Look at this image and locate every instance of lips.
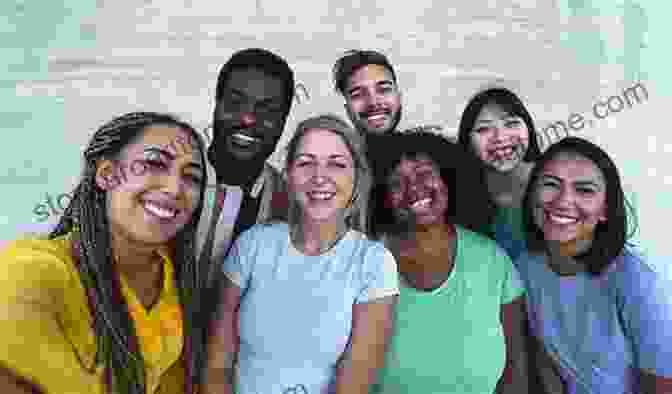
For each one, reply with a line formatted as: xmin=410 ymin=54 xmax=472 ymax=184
xmin=489 ymin=145 xmax=516 ymax=160
xmin=410 ymin=197 xmax=432 ymax=210
xmin=364 ymin=110 xmax=389 ymax=123
xmin=307 ymin=190 xmax=336 ymax=201
xmin=545 ymin=210 xmax=579 ymax=225
xmin=143 ymin=200 xmax=179 ymax=220
xmin=230 ymin=132 xmax=261 ymax=148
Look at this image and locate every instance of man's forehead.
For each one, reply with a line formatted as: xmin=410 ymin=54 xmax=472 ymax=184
xmin=224 ymin=67 xmax=285 ymax=99
xmin=348 ymin=64 xmax=395 ymax=88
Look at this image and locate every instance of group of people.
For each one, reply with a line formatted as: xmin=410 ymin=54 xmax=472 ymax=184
xmin=0 ymin=48 xmax=670 ymax=394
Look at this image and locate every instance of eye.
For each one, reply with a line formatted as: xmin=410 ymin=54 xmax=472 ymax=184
xmin=329 ymin=161 xmax=348 ymax=169
xmin=295 ymin=160 xmax=313 ymax=168
xmin=505 ymin=119 xmax=523 ymax=128
xmin=540 ymin=180 xmax=559 ymax=188
xmin=577 ymin=187 xmax=595 ymax=194
xmin=378 ymin=85 xmax=395 ymax=94
xmin=144 ymin=159 xmax=168 ymax=170
xmin=473 ymin=127 xmax=489 ymax=134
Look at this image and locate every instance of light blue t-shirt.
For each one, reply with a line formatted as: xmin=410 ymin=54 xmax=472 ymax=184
xmin=515 ymin=248 xmax=672 ymax=394
xmin=222 ymin=222 xmax=400 ymax=394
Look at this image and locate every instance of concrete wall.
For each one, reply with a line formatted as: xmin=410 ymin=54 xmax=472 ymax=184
xmin=1 ymin=0 xmax=668 ymax=257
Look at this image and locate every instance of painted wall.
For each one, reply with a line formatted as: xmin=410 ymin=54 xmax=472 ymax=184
xmin=1 ymin=0 xmax=668 ymax=257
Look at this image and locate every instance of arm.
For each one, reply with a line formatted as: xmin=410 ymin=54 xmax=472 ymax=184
xmin=333 ymin=296 xmax=397 ymax=394
xmin=0 ymin=242 xmax=72 ymax=394
xmin=530 ymin=335 xmax=567 ymax=394
xmin=639 ymin=368 xmax=672 ymax=394
xmin=0 ymin=364 xmax=46 ymax=394
xmin=496 ymin=295 xmax=529 ymax=394
xmin=202 ymin=276 xmax=241 ymax=394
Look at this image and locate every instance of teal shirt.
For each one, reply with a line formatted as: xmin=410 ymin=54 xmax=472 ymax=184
xmin=372 ymin=225 xmax=525 ymax=394
xmin=491 ymin=205 xmax=527 ymax=262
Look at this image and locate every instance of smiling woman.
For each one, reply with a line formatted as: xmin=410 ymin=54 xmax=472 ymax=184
xmin=0 ymin=112 xmax=210 ymax=394
xmin=203 ymin=114 xmax=399 ymax=394
xmin=516 ymin=137 xmax=672 ymax=394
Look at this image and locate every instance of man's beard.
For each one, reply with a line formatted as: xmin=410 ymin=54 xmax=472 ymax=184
xmin=357 ymin=107 xmax=402 ymax=135
xmin=207 ymin=129 xmax=279 ymax=187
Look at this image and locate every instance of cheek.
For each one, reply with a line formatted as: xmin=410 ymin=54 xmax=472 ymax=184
xmin=349 ymin=99 xmax=366 ymax=115
xmin=387 ymin=95 xmax=401 ymax=111
xmin=470 ymin=134 xmax=488 ymax=157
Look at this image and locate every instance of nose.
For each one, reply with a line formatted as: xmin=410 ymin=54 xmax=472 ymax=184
xmin=310 ymin=163 xmax=330 ymax=185
xmin=553 ymin=185 xmax=575 ymax=208
xmin=240 ymin=112 xmax=257 ymax=128
xmin=161 ymin=173 xmax=183 ymax=196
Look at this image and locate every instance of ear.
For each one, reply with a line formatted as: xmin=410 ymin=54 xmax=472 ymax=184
xmin=95 ymin=159 xmax=121 ymax=191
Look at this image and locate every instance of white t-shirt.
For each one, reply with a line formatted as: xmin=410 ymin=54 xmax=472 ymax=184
xmin=222 ymin=222 xmax=399 ymax=394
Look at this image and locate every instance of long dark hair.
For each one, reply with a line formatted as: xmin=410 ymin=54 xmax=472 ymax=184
xmin=521 ymin=137 xmax=638 ymax=275
xmin=50 ymin=112 xmax=208 ymax=394
xmin=457 ymin=87 xmax=541 ymax=162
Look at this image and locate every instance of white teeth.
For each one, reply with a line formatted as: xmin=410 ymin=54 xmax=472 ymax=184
xmin=309 ymin=191 xmax=335 ymax=200
xmin=367 ymin=114 xmax=386 ymax=120
xmin=144 ymin=202 xmax=177 ymax=219
xmin=548 ymin=213 xmax=578 ymax=224
xmin=411 ymin=198 xmax=432 ymax=209
xmin=231 ymin=133 xmax=260 ymax=146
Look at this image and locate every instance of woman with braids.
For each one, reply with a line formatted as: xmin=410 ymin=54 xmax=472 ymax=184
xmin=0 ymin=112 xmax=209 ymax=394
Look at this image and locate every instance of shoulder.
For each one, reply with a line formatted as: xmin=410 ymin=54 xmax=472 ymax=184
xmin=608 ymin=247 xmax=671 ymax=300
xmin=0 ymin=235 xmax=74 ymax=300
xmin=346 ymin=231 xmax=397 ymax=270
xmin=236 ymin=222 xmax=289 ymax=245
xmin=457 ymin=225 xmax=510 ymax=262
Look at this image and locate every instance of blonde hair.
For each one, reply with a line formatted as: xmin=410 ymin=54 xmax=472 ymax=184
xmin=283 ymin=114 xmax=372 ymax=233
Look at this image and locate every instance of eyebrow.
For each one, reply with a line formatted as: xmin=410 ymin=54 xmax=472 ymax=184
xmin=347 ymin=79 xmax=395 ymax=95
xmin=540 ymin=174 xmax=602 ymax=188
xmin=295 ymin=153 xmax=352 ymax=161
xmin=474 ymin=114 xmax=520 ymax=125
xmin=228 ymin=87 xmax=282 ymax=103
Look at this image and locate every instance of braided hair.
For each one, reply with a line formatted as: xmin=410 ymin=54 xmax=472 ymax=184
xmin=50 ymin=112 xmax=209 ymax=394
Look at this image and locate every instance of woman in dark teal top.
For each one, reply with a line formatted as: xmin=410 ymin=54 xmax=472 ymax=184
xmin=457 ymin=87 xmax=542 ymax=262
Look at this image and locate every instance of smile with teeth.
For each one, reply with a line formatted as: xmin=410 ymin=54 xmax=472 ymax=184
xmin=308 ymin=191 xmax=336 ymax=201
xmin=366 ymin=112 xmax=387 ymax=121
xmin=144 ymin=201 xmax=178 ymax=219
xmin=547 ymin=211 xmax=579 ymax=225
xmin=410 ymin=197 xmax=432 ymax=210
xmin=231 ymin=133 xmax=261 ymax=147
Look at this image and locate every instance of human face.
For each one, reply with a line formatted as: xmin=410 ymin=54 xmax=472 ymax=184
xmin=385 ymin=155 xmax=449 ymax=227
xmin=532 ymin=152 xmax=607 ymax=252
xmin=470 ymin=103 xmax=530 ymax=172
xmin=344 ymin=64 xmax=401 ymax=135
xmin=212 ymin=67 xmax=287 ymax=161
xmin=287 ymin=129 xmax=355 ymax=225
xmin=99 ymin=125 xmax=205 ymax=245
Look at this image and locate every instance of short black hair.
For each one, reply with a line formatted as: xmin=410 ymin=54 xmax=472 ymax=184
xmin=367 ymin=131 xmax=496 ymax=237
xmin=457 ymin=87 xmax=541 ymax=162
xmin=521 ymin=136 xmax=638 ymax=276
xmin=332 ymin=49 xmax=398 ymax=96
xmin=214 ymin=48 xmax=296 ymax=113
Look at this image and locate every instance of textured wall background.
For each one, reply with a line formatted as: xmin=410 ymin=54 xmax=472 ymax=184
xmin=1 ymin=0 xmax=669 ymax=256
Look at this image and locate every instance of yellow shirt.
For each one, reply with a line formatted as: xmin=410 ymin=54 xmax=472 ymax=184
xmin=0 ymin=233 xmax=187 ymax=394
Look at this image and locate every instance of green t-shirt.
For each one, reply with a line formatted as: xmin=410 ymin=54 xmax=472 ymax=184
xmin=372 ymin=226 xmax=525 ymax=394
